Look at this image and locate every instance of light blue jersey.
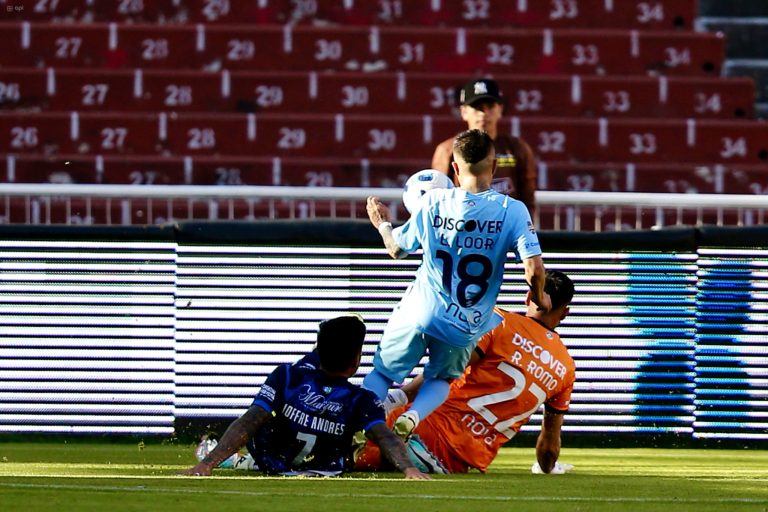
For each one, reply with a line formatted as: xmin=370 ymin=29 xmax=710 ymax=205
xmin=392 ymin=187 xmax=541 ymax=348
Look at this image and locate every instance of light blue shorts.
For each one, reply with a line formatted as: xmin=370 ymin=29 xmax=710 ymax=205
xmin=372 ymin=321 xmax=476 ymax=383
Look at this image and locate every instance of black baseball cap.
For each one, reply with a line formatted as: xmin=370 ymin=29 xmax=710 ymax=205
xmin=458 ymin=78 xmax=503 ymax=106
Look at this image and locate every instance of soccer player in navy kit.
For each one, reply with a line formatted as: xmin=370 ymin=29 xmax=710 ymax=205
xmin=364 ymin=129 xmax=550 ymax=439
xmin=181 ymin=315 xmax=429 ymax=479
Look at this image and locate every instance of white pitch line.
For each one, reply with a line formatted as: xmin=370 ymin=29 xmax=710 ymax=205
xmin=0 ymin=482 xmax=765 ymax=504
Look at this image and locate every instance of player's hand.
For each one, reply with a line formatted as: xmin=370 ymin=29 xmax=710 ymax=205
xmin=403 ymin=467 xmax=432 ymax=480
xmin=179 ymin=462 xmax=214 ymax=476
xmin=366 ymin=196 xmax=392 ymax=227
xmin=531 ymin=461 xmax=574 ymax=475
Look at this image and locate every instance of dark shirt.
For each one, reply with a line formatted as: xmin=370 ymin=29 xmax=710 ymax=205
xmin=248 ymin=361 xmax=385 ymax=474
xmin=431 ymin=133 xmax=537 ymax=215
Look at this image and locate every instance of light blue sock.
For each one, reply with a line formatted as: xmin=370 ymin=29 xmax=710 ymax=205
xmin=362 ymin=369 xmax=393 ymax=400
xmin=410 ymin=379 xmax=450 ymax=419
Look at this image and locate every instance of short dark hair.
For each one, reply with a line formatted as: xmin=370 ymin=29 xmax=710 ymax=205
xmin=545 ymin=270 xmax=575 ymax=311
xmin=453 ymin=129 xmax=494 ymax=165
xmin=316 ymin=315 xmax=367 ymax=373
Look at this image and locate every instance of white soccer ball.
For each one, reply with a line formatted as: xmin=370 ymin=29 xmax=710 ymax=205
xmin=402 ymin=169 xmax=454 ymax=214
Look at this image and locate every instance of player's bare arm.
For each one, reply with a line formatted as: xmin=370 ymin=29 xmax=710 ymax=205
xmin=535 ymin=407 xmax=565 ymax=473
xmin=524 ymin=255 xmax=551 ymax=312
xmin=180 ymin=405 xmax=271 ymax=476
xmin=431 ymin=140 xmax=452 ymax=175
xmin=367 ymin=196 xmax=407 ymax=259
xmin=366 ymin=422 xmax=431 ymax=480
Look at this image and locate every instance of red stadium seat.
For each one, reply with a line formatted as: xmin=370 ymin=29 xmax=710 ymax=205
xmin=4 ymin=68 xmax=755 ymax=120
xmin=116 ymin=24 xmax=201 ymax=69
xmin=474 ymin=0 xmax=697 ymax=31
xmin=16 ymin=22 xmax=113 ymax=68
xmin=3 ymin=154 xmax=99 ymax=183
xmin=164 ymin=113 xmax=432 ymax=159
xmin=190 ymin=156 xmax=424 ymax=187
xmin=49 ymin=68 xmax=136 ymax=111
xmin=312 ymin=72 xmax=405 ymax=114
xmin=577 ymin=76 xmax=660 ymax=118
xmin=338 ymin=114 xmax=447 ymax=159
xmin=664 ymin=77 xmax=755 ymax=119
xmin=90 ymin=0 xmax=179 ymax=23
xmin=461 ymin=28 xmax=549 ymax=74
xmin=182 ymin=0 xmax=284 ymax=24
xmin=3 ymin=112 xmax=765 ymax=165
xmin=200 ymin=25 xmax=286 ymax=70
xmin=1 ymin=154 xmax=192 ymax=185
xmin=539 ymin=162 xmax=722 ymax=193
xmin=200 ymin=25 xmax=375 ymax=72
xmin=226 ymin=71 xmax=314 ymax=113
xmin=544 ymin=29 xmax=723 ymax=76
xmin=720 ymin=164 xmax=768 ymax=194
xmin=516 ymin=117 xmax=768 ymax=164
xmin=140 ymin=70 xmax=225 ymax=112
xmin=0 ymin=68 xmax=48 ymax=110
xmin=189 ymin=156 xmax=279 ymax=186
xmin=75 ymin=112 xmax=158 ymax=155
xmin=0 ymin=112 xmax=73 ymax=154
xmin=1 ymin=23 xmax=726 ymax=77
xmin=694 ymin=120 xmax=768 ymax=165
xmin=515 ymin=116 xmax=599 ymax=162
xmin=97 ymin=156 xmax=192 ymax=185
xmin=638 ymin=31 xmax=725 ymax=75
xmin=595 ymin=118 xmax=696 ymax=162
xmin=7 ymin=0 xmax=699 ymax=31
xmin=0 ymin=23 xmax=31 ymax=67
xmin=374 ymin=26 xmax=464 ymax=73
xmin=162 ymin=113 xmax=253 ymax=156
xmin=576 ymin=75 xmax=755 ymax=119
xmin=280 ymin=25 xmax=373 ymax=72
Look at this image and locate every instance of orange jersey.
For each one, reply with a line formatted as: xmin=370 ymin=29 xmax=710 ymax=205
xmin=415 ymin=308 xmax=575 ymax=473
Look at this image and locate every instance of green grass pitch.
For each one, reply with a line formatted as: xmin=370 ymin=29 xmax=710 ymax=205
xmin=0 ymin=443 xmax=766 ymax=512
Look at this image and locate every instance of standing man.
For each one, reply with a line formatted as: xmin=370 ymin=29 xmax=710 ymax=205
xmin=181 ymin=315 xmax=429 ymax=480
xmin=364 ymin=129 xmax=550 ymax=440
xmin=431 ymin=78 xmax=538 ymax=218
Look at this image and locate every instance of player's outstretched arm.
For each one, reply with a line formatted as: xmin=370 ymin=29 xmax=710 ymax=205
xmin=535 ymin=407 xmax=566 ymax=474
xmin=366 ymin=422 xmax=431 ymax=480
xmin=524 ymin=255 xmax=551 ymax=312
xmin=180 ymin=405 xmax=271 ymax=476
xmin=367 ymin=196 xmax=407 ymax=259
xmin=431 ymin=140 xmax=452 ymax=176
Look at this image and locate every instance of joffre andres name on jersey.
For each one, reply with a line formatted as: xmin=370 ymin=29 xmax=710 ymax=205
xmin=433 ymin=215 xmax=502 ymax=250
xmin=282 ymin=403 xmax=346 ymax=435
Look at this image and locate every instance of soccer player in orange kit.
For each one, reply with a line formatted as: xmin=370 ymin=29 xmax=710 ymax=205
xmin=355 ymin=270 xmax=575 ymax=475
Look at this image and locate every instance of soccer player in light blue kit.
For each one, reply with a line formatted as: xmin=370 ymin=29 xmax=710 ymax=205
xmin=364 ymin=129 xmax=551 ymax=438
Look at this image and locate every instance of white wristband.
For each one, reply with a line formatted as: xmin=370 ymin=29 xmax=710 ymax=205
xmin=378 ymin=222 xmax=393 ymax=235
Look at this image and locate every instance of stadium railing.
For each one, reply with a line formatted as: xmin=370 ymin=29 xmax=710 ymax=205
xmin=0 ymin=183 xmax=765 ymax=231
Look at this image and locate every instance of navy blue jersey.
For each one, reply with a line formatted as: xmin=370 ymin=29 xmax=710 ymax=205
xmin=247 ymin=362 xmax=385 ymax=474
xmin=294 ymin=350 xmax=320 ymax=371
